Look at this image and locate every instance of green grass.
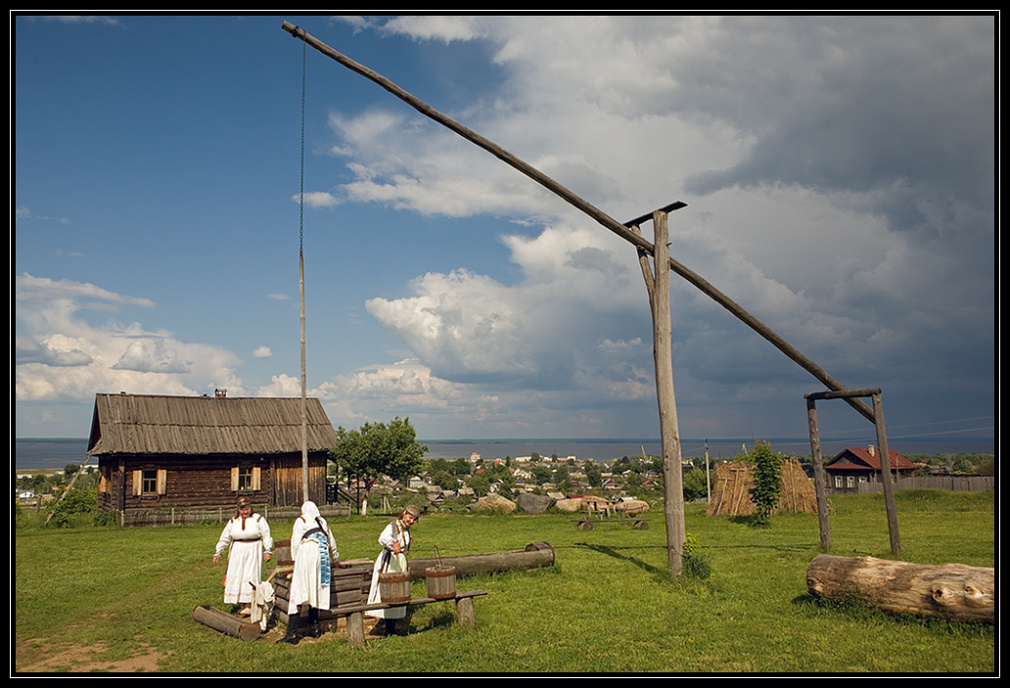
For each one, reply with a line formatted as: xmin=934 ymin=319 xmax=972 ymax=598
xmin=14 ymin=490 xmax=995 ymax=674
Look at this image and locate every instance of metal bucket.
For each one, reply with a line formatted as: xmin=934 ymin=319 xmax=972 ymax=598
xmin=425 ymin=566 xmax=456 ymax=599
xmin=378 ymin=571 xmax=411 ymax=604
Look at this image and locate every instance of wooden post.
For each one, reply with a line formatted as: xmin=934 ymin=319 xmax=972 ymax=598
xmin=804 ymin=388 xmax=900 ymax=557
xmin=456 ymin=596 xmax=476 ymax=629
xmin=872 ymin=391 xmax=900 ymax=556
xmin=346 ymin=611 xmax=366 ymax=647
xmin=805 ymin=397 xmax=831 ymax=550
xmin=632 ymin=209 xmax=685 ymax=576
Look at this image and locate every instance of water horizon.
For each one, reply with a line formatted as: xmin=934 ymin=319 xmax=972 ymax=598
xmin=14 ymin=435 xmax=996 ymax=471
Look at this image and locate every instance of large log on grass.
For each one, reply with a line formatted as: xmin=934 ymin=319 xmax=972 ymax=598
xmin=192 ymin=605 xmax=262 ymax=640
xmin=806 ymin=554 xmax=994 ymax=623
xmin=406 ymin=542 xmax=555 ymax=580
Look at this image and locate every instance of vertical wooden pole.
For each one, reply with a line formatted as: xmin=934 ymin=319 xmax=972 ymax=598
xmin=805 ymin=397 xmax=831 ymax=550
xmin=634 ymin=210 xmax=685 ymax=576
xmin=805 ymin=388 xmax=900 ymax=557
xmin=872 ymin=391 xmax=901 ymax=556
xmin=298 ymin=41 xmax=310 ymax=504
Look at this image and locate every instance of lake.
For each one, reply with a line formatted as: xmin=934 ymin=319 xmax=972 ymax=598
xmin=14 ymin=435 xmax=994 ymax=471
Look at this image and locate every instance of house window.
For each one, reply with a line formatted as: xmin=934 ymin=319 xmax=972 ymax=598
xmin=846 ymin=476 xmax=855 ymax=489
xmin=132 ymin=469 xmax=167 ymax=496
xmin=231 ymin=466 xmax=262 ymax=492
xmin=834 ymin=475 xmax=843 ymax=489
xmin=237 ymin=467 xmax=254 ymax=491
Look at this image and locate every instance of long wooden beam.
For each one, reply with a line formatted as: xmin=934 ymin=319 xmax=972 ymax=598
xmin=281 ymin=21 xmax=873 ymax=422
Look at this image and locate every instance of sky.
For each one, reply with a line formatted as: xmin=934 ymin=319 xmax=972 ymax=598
xmin=13 ymin=12 xmax=997 ymax=451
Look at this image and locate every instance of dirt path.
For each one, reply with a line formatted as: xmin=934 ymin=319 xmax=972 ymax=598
xmin=16 ymin=638 xmax=167 ymax=673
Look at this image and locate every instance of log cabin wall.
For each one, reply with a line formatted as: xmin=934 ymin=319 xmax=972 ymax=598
xmin=88 ymin=393 xmax=337 ymax=513
xmin=96 ymin=451 xmax=328 ymax=511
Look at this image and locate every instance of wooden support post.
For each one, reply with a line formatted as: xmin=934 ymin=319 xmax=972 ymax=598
xmin=632 ymin=208 xmax=685 ymax=576
xmin=805 ymin=397 xmax=831 ymax=550
xmin=872 ymin=391 xmax=901 ymax=557
xmin=456 ymin=596 xmax=476 ymax=629
xmin=346 ymin=611 xmax=366 ymax=647
xmin=804 ymin=387 xmax=900 ymax=557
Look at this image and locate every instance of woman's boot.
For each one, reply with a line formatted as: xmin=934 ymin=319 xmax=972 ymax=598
xmin=277 ymin=612 xmax=301 ymax=644
xmin=307 ymin=607 xmax=322 ymax=638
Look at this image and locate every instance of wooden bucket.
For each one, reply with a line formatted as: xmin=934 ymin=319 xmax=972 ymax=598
xmin=425 ymin=566 xmax=456 ymax=599
xmin=378 ymin=571 xmax=411 ymax=604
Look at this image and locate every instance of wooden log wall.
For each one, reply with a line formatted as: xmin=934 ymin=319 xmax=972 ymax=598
xmin=271 ymin=556 xmax=376 ymax=626
xmin=96 ymin=452 xmax=327 ymax=512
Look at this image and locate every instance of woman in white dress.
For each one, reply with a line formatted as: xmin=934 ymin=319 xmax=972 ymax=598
xmin=213 ymin=496 xmax=273 ymax=613
xmin=278 ymin=501 xmax=338 ymax=644
xmin=366 ymin=505 xmax=420 ymax=635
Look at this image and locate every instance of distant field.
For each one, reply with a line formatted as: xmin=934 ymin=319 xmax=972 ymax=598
xmin=14 ymin=490 xmax=995 ymax=675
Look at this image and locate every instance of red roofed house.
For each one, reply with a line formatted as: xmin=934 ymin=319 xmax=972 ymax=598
xmin=823 ymin=445 xmax=918 ymax=494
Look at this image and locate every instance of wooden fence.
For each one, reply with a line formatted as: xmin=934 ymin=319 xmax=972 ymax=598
xmin=858 ymin=475 xmax=995 ymax=494
xmin=118 ymin=503 xmax=351 ymax=527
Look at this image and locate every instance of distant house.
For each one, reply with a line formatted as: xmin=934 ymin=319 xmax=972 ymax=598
xmin=87 ymin=392 xmax=338 ymax=513
xmin=823 ymin=445 xmax=918 ymax=494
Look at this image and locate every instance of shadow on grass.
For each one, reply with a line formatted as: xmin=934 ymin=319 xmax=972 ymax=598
xmin=574 ymin=542 xmax=667 ymax=577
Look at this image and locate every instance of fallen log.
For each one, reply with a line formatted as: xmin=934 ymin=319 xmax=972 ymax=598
xmin=192 ymin=605 xmax=262 ymax=640
xmin=406 ymin=542 xmax=555 ymax=580
xmin=806 ymin=554 xmax=994 ymax=623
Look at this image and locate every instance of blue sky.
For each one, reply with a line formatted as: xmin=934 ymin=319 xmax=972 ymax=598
xmin=14 ymin=13 xmax=996 ymax=449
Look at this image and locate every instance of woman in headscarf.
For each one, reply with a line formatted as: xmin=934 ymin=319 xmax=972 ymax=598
xmin=365 ymin=504 xmax=420 ymax=635
xmin=213 ymin=496 xmax=273 ymax=614
xmin=278 ymin=501 xmax=338 ymax=644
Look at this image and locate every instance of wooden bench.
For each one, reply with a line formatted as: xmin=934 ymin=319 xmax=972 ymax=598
xmin=270 ymin=541 xmax=487 ymax=646
xmin=574 ymin=517 xmax=650 ymax=530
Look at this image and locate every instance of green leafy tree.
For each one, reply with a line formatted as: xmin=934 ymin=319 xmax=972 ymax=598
xmin=682 ymin=469 xmax=709 ymax=502
xmin=748 ymin=441 xmax=784 ymax=525
xmin=468 ymin=473 xmax=491 ymax=497
xmin=330 ymin=417 xmax=427 ymax=503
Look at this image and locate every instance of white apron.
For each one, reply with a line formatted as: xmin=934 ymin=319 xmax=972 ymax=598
xmin=287 ymin=502 xmax=338 ymax=615
xmin=366 ymin=519 xmax=412 ymax=619
xmin=215 ymin=513 xmax=273 ymax=604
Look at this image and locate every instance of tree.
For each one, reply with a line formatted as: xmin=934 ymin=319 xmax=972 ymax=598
xmin=748 ymin=442 xmax=785 ymax=525
xmin=682 ymin=469 xmax=708 ymax=502
xmin=330 ymin=417 xmax=427 ymax=507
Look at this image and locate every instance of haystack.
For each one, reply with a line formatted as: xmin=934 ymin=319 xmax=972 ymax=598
xmin=706 ymin=457 xmax=818 ymax=516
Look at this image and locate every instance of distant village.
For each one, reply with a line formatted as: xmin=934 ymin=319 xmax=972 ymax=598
xmin=15 ymin=393 xmax=994 ymax=518
xmin=342 ymin=451 xmax=678 ymax=511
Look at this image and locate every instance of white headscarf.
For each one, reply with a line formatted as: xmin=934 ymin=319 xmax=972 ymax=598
xmin=301 ymin=501 xmax=320 ymax=521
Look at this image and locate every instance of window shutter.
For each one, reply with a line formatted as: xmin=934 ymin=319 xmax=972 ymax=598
xmin=156 ymin=469 xmax=167 ymax=495
xmin=252 ymin=466 xmax=261 ymax=491
xmin=132 ymin=470 xmax=143 ymax=496
xmin=231 ymin=467 xmax=239 ymax=491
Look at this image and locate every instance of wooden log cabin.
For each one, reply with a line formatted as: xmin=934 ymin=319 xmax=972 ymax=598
xmin=88 ymin=392 xmax=338 ymax=514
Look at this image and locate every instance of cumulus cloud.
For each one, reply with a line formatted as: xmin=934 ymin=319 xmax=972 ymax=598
xmin=311 ymin=15 xmax=993 ymax=437
xmin=15 ymin=273 xmax=242 ymax=401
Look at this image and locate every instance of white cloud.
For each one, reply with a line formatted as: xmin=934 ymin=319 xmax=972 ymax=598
xmin=251 ymin=346 xmax=273 ymax=359
xmin=309 ymin=15 xmax=993 ymax=438
xmin=15 ymin=273 xmax=243 ymax=402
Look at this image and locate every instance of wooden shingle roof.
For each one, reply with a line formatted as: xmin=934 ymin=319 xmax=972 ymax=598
xmin=87 ymin=393 xmax=338 ymax=456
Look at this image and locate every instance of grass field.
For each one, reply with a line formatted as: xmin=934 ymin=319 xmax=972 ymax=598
xmin=14 ymin=490 xmax=996 ymax=675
